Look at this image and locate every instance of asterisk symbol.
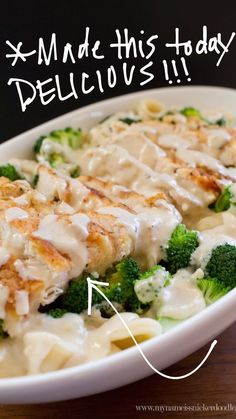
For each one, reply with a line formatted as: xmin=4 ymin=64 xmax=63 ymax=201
xmin=6 ymin=40 xmax=36 ymax=66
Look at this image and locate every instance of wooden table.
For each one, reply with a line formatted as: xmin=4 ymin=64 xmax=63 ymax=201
xmin=0 ymin=322 xmax=236 ymax=418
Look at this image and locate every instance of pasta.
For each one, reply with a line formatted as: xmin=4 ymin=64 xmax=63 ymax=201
xmin=0 ymin=100 xmax=236 ymax=377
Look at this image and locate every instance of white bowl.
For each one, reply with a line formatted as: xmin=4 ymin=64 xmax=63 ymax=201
xmin=0 ymin=86 xmax=236 ymax=404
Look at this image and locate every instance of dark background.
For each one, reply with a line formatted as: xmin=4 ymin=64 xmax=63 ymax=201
xmin=0 ymin=0 xmax=235 ymax=142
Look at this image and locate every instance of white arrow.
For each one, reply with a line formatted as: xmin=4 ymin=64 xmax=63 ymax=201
xmin=87 ymin=278 xmax=109 ymax=316
xmin=87 ymin=276 xmax=217 ymax=380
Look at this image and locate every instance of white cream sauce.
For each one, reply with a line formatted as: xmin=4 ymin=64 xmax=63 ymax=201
xmin=0 ymin=312 xmax=161 ymax=377
xmin=32 ymin=213 xmax=89 ymax=277
xmin=67 ymin=178 xmax=90 ymax=210
xmin=176 ymin=149 xmax=232 ymax=179
xmin=0 ymin=222 xmax=26 ymax=258
xmin=0 ymin=247 xmax=10 ymax=267
xmin=157 ymin=269 xmax=206 ymax=320
xmin=158 ymin=134 xmax=192 ymax=149
xmin=56 ymin=202 xmax=75 ymax=215
xmin=205 ymin=128 xmax=231 ymax=149
xmin=12 ymin=195 xmax=29 ymax=206
xmin=135 ymin=268 xmax=168 ymax=303
xmin=36 ymin=166 xmax=68 ymax=201
xmin=0 ymin=313 xmax=87 ymax=377
xmin=15 ymin=290 xmax=29 ymax=316
xmin=14 ymin=259 xmax=36 ymax=281
xmin=5 ymin=207 xmax=28 ymax=222
xmin=191 ymin=213 xmax=236 ymax=269
xmin=110 ymin=132 xmax=166 ymax=170
xmin=0 ymin=285 xmax=9 ymax=319
xmin=1 ymin=103 xmax=236 ymax=378
xmin=97 ymin=202 xmax=180 ymax=267
xmin=79 ymin=144 xmax=202 ymax=208
xmin=40 ymin=139 xmax=79 ymax=163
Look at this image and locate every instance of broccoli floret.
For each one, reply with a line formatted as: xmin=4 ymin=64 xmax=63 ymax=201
xmin=49 ymin=153 xmax=66 ymax=169
xmin=197 ymin=278 xmax=230 ymax=305
xmin=141 ymin=264 xmax=168 ymax=281
xmin=107 ymin=257 xmax=140 ymax=287
xmin=34 ymin=136 xmax=45 ymax=154
xmin=47 ymin=308 xmax=68 ymax=318
xmin=0 ymin=319 xmax=8 ymax=339
xmin=50 ymin=127 xmax=82 ymax=150
xmin=70 ymin=166 xmax=80 ymax=178
xmin=180 ymin=108 xmax=227 ymax=127
xmin=215 ymin=117 xmax=226 ymax=126
xmin=32 ymin=174 xmax=39 ymax=188
xmin=48 ymin=155 xmax=80 ymax=177
xmin=119 ymin=117 xmax=141 ymax=125
xmin=34 ymin=128 xmax=82 ymax=176
xmin=134 ymin=265 xmax=170 ymax=304
xmin=209 ymin=185 xmax=233 ymax=212
xmin=0 ymin=164 xmax=23 ymax=181
xmin=165 ymin=224 xmax=199 ymax=274
xmin=34 ymin=128 xmax=82 ymax=155
xmin=105 ymin=258 xmax=140 ymax=306
xmin=43 ymin=259 xmax=163 ymax=318
xmin=180 ymin=107 xmax=201 ymax=118
xmin=104 ymin=257 xmax=148 ymax=314
xmin=43 ymin=260 xmax=143 ymax=317
xmin=62 ymin=274 xmax=103 ymax=314
xmin=129 ymin=295 xmax=149 ymax=314
xmin=204 ymin=244 xmax=236 ymax=289
xmin=41 ymin=259 xmax=146 ymax=317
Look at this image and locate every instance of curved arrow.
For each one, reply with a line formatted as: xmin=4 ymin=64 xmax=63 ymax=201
xmin=87 ymin=276 xmax=217 ymax=380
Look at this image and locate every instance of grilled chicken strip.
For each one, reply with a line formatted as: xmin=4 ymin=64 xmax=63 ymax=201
xmin=79 ymin=123 xmax=236 ymax=216
xmin=35 ymin=165 xmax=181 ymax=267
xmin=0 ymin=177 xmax=133 ymax=328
